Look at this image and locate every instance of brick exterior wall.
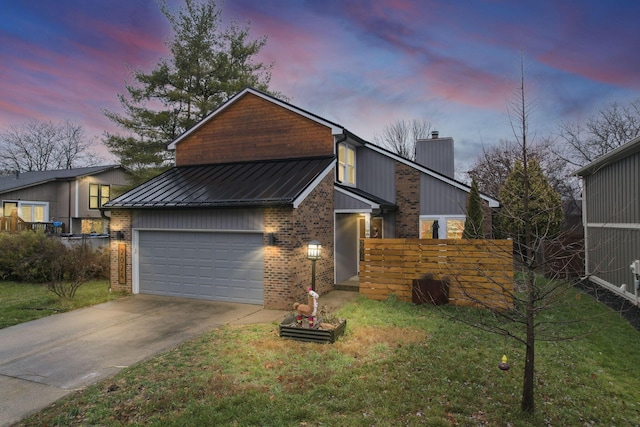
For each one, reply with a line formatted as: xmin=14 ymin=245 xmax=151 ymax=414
xmin=176 ymin=93 xmax=334 ymax=166
xmin=395 ymin=161 xmax=420 ymax=238
xmin=263 ymin=172 xmax=335 ymax=309
xmin=107 ymin=173 xmax=335 ymax=310
xmin=108 ymin=210 xmax=132 ymax=294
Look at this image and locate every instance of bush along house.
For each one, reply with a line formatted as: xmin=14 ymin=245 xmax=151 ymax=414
xmin=102 ymin=88 xmax=499 ymax=309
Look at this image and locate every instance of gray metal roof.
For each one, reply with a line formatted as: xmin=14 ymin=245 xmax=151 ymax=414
xmin=0 ymin=165 xmax=123 ymax=194
xmin=103 ymin=156 xmax=335 ymax=209
xmin=335 ymin=183 xmax=397 ymax=210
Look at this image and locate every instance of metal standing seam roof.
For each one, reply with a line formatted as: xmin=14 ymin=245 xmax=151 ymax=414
xmin=103 ymin=156 xmax=335 ymax=209
xmin=334 ymin=183 xmax=397 ymax=210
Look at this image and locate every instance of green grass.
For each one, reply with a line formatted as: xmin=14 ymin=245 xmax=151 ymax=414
xmin=14 ymin=288 xmax=640 ymax=426
xmin=0 ymin=280 xmax=124 ymax=329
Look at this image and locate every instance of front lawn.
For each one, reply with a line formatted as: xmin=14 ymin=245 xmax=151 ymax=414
xmin=16 ymin=287 xmax=640 ymax=426
xmin=0 ymin=280 xmax=124 ymax=329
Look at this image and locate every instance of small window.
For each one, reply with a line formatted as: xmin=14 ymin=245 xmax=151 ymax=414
xmin=337 ymin=142 xmax=356 ymax=186
xmin=2 ymin=202 xmax=17 ymax=217
xmin=445 ymin=218 xmax=465 ymax=239
xmin=420 ymin=216 xmax=466 ymax=239
xmin=89 ymin=184 xmax=111 ymax=209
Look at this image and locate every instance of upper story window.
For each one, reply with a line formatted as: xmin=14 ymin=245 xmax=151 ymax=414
xmin=337 ymin=142 xmax=356 ymax=186
xmin=89 ymin=184 xmax=110 ymax=209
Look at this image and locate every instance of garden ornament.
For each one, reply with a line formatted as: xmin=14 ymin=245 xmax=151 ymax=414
xmin=293 ymin=287 xmax=319 ymax=328
xmin=498 ymin=354 xmax=510 ymax=371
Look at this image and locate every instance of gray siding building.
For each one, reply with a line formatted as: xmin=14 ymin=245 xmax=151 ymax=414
xmin=576 ymin=136 xmax=640 ymax=304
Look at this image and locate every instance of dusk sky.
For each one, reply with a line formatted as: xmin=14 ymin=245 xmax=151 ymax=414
xmin=2 ymin=0 xmax=640 ymax=172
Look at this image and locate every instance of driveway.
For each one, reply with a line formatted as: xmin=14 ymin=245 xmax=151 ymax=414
xmin=0 ymin=294 xmax=287 ymax=426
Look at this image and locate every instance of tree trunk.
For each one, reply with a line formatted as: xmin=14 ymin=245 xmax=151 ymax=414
xmin=521 ymin=272 xmax=536 ymax=413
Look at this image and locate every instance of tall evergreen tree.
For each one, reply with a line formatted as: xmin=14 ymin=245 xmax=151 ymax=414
xmin=462 ymin=179 xmax=484 ymax=239
xmin=103 ymin=0 xmax=278 ymax=182
xmin=496 ymin=158 xmax=564 ymax=248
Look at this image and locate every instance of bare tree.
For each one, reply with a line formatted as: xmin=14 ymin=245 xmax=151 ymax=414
xmin=451 ymin=56 xmax=587 ymax=415
xmin=550 ymin=98 xmax=640 ymax=169
xmin=373 ymin=119 xmax=432 ymax=160
xmin=468 ymin=138 xmax=579 ymax=204
xmin=0 ymin=120 xmax=100 ymax=172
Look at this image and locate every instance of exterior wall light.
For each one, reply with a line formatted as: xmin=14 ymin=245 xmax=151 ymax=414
xmin=114 ymin=230 xmax=125 ymax=241
xmin=307 ymin=240 xmax=322 ymax=291
xmin=268 ymin=232 xmax=276 ymax=246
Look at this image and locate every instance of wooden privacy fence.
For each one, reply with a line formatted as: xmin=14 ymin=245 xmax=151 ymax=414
xmin=360 ymin=239 xmax=514 ymax=310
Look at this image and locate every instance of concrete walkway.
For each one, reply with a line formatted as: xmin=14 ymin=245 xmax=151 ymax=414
xmin=0 ymin=291 xmax=358 ymax=426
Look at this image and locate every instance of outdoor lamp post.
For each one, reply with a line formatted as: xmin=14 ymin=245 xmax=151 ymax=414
xmin=307 ymin=240 xmax=322 ymax=291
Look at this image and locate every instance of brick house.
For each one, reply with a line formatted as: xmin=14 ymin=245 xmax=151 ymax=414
xmin=103 ymin=88 xmax=498 ymax=309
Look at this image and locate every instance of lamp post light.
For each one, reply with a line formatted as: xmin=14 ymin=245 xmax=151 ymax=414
xmin=307 ymin=240 xmax=322 ymax=291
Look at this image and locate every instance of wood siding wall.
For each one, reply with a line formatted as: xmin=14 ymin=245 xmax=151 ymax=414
xmin=360 ymin=239 xmax=514 ymax=310
xmin=176 ymin=93 xmax=335 ymax=166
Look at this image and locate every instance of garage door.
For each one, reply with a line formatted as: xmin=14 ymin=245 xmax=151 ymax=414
xmin=138 ymin=231 xmax=264 ymax=304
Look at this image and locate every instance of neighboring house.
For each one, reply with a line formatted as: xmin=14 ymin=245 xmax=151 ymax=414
xmin=103 ymin=88 xmax=499 ymax=309
xmin=0 ymin=165 xmax=130 ymax=235
xmin=575 ymin=135 xmax=640 ymax=304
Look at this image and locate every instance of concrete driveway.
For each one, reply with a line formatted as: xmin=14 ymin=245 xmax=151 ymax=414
xmin=0 ymin=294 xmax=288 ymax=426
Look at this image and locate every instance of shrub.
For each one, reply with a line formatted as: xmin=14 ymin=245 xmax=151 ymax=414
xmin=0 ymin=231 xmax=64 ymax=282
xmin=0 ymin=232 xmax=109 ymax=298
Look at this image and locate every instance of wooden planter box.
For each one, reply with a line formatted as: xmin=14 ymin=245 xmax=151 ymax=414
xmin=412 ymin=278 xmax=449 ymax=305
xmin=279 ymin=315 xmax=347 ymax=344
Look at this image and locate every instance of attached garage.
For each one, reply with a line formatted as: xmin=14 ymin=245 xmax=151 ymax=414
xmin=104 ymin=155 xmax=337 ymax=309
xmin=136 ymin=230 xmax=264 ymax=304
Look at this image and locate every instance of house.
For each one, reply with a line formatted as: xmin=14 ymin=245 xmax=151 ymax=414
xmin=575 ymin=136 xmax=640 ymax=304
xmin=103 ymin=88 xmax=499 ymax=309
xmin=0 ymin=165 xmax=130 ymax=235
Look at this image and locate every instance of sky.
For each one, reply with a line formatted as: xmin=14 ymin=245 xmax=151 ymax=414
xmin=2 ymin=0 xmax=640 ymax=173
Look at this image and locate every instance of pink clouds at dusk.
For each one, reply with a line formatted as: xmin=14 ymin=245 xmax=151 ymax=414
xmin=2 ymin=0 xmax=640 ymax=170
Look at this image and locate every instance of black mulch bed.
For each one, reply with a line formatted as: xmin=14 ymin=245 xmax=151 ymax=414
xmin=576 ymin=279 xmax=640 ymax=332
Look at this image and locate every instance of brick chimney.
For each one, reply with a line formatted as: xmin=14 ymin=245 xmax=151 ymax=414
xmin=415 ymin=131 xmax=454 ymax=178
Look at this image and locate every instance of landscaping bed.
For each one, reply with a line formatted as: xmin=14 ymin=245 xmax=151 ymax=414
xmin=279 ymin=315 xmax=346 ymax=343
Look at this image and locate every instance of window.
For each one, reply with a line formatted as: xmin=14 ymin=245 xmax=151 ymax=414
xmin=2 ymin=201 xmax=47 ymax=222
xmin=420 ymin=216 xmax=466 ymax=239
xmin=2 ymin=202 xmax=17 ymax=217
xmin=89 ymin=184 xmax=111 ymax=209
xmin=337 ymin=142 xmax=356 ymax=185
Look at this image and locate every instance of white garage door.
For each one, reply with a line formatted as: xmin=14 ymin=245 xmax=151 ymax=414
xmin=138 ymin=231 xmax=264 ymax=304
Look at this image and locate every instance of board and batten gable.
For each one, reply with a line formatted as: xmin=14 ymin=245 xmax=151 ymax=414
xmin=175 ymin=92 xmax=335 ymax=166
xmin=419 ymin=174 xmax=467 ymax=216
xmin=355 ymin=147 xmax=396 ymax=203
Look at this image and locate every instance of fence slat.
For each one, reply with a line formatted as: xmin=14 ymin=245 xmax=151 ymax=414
xmin=359 ymin=238 xmax=514 ymax=310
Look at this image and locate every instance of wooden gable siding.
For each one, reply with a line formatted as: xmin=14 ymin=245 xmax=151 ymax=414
xmin=176 ymin=93 xmax=335 ymax=166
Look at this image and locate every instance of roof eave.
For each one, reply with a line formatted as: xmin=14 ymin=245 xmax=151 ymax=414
xmin=575 ymin=135 xmax=640 ymax=176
